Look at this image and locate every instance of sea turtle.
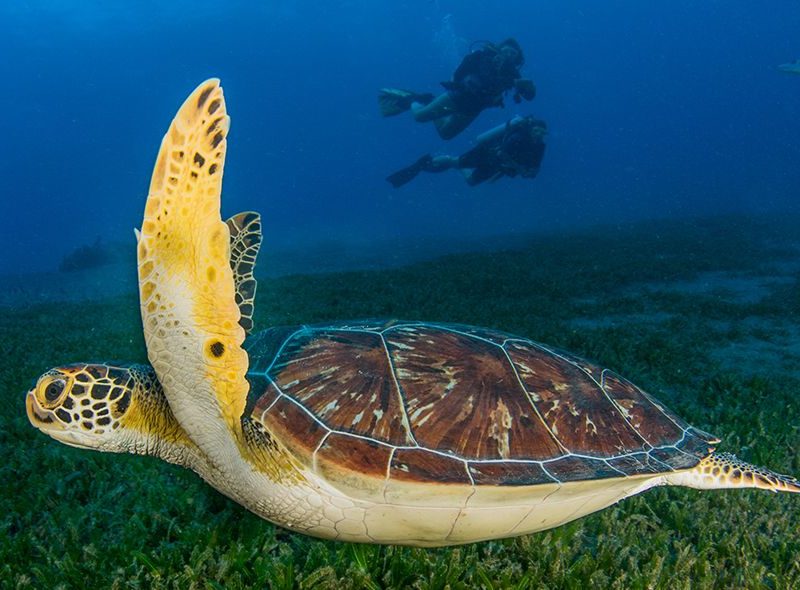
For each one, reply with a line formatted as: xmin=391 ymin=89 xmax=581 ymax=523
xmin=26 ymin=79 xmax=799 ymax=547
xmin=778 ymin=59 xmax=800 ymax=74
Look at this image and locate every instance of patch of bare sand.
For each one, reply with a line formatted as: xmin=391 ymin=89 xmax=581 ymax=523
xmin=709 ymin=318 xmax=800 ymax=380
xmin=636 ymin=270 xmax=795 ymax=305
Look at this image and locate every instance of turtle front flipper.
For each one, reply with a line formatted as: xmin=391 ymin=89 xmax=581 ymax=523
xmin=138 ymin=79 xmax=249 ymax=461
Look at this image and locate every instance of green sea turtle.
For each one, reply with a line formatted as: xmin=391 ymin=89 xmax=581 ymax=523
xmin=26 ymin=79 xmax=799 ymax=547
xmin=778 ymin=59 xmax=800 ymax=74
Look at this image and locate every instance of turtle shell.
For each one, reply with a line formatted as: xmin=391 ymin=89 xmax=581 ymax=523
xmin=243 ymin=321 xmax=717 ymax=489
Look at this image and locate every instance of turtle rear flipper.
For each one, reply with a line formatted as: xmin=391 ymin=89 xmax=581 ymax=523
xmin=667 ymin=453 xmax=800 ymax=493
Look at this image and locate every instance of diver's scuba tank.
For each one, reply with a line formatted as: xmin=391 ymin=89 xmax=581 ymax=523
xmin=474 ymin=115 xmax=528 ymax=145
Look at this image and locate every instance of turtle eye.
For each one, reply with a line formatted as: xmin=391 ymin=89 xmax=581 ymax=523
xmin=44 ymin=379 xmax=66 ymax=403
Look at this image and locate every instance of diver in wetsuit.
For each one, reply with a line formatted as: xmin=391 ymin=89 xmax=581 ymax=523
xmin=386 ymin=115 xmax=547 ymax=188
xmin=379 ymin=38 xmax=536 ymax=140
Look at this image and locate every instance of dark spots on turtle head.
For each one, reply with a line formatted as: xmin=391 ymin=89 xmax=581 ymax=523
xmin=97 ymin=407 xmax=109 ymax=417
xmin=87 ymin=366 xmax=105 ymax=379
xmin=211 ymin=132 xmax=224 ymax=149
xmin=91 ymin=384 xmax=111 ymax=400
xmin=208 ymin=98 xmax=221 ymax=115
xmin=109 ymin=387 xmax=124 ymax=401
xmin=112 ymin=422 xmax=120 ymax=430
xmin=97 ymin=417 xmax=111 ymax=426
xmin=193 ymin=152 xmax=205 ymax=168
xmin=55 ymin=409 xmax=72 ymax=423
xmin=208 ymin=163 xmax=218 ymax=175
xmin=81 ymin=409 xmax=94 ymax=419
xmin=82 ymin=422 xmax=94 ymax=431
xmin=92 ymin=402 xmax=105 ymax=410
xmin=210 ymin=341 xmax=225 ymax=358
xmin=115 ymin=391 xmax=131 ymax=415
xmin=62 ymin=397 xmax=74 ymax=410
xmin=71 ymin=384 xmax=84 ymax=396
xmin=197 ymin=86 xmax=213 ymax=109
xmin=75 ymin=372 xmax=90 ymax=383
xmin=107 ymin=368 xmax=128 ymax=382
xmin=81 ymin=399 xmax=90 ymax=407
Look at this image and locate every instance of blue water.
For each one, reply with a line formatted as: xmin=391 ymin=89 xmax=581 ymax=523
xmin=1 ymin=1 xmax=799 ymax=276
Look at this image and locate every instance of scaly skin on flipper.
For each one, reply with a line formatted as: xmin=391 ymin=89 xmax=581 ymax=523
xmin=668 ymin=452 xmax=800 ymax=493
xmin=137 ymin=79 xmax=249 ymax=465
xmin=226 ymin=211 xmax=262 ymax=334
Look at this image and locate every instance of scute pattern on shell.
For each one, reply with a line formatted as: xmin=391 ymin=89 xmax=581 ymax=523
xmin=243 ymin=321 xmax=717 ymax=487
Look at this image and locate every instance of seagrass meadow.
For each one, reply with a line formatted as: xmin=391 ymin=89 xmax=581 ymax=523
xmin=3 ymin=215 xmax=800 ymax=589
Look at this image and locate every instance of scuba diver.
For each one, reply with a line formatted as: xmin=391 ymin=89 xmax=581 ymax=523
xmin=387 ymin=115 xmax=547 ymax=188
xmin=379 ymin=38 xmax=537 ymax=140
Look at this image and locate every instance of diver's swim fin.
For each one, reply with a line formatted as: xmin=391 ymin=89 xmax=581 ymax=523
xmin=386 ymin=155 xmax=433 ymax=188
xmin=378 ymin=88 xmax=434 ymax=116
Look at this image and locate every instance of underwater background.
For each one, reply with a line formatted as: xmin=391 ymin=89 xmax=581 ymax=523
xmin=1 ymin=1 xmax=799 ymax=278
xmin=3 ymin=1 xmax=800 ymax=588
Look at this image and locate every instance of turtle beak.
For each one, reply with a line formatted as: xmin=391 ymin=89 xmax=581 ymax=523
xmin=26 ymin=390 xmax=94 ymax=449
xmin=26 ymin=390 xmax=61 ymax=431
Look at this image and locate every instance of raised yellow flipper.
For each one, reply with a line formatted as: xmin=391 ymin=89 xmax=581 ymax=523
xmin=137 ymin=79 xmax=249 ymax=460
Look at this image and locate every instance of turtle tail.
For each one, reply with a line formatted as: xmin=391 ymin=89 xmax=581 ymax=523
xmin=666 ymin=452 xmax=800 ymax=493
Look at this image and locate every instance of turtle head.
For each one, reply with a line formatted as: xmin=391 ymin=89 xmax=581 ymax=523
xmin=26 ymin=363 xmax=191 ymax=459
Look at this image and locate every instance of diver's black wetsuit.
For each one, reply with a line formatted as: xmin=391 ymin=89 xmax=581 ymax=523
xmin=445 ymin=42 xmax=525 ymax=115
xmin=379 ymin=38 xmax=535 ymax=140
xmin=458 ymin=118 xmax=546 ymax=185
xmin=386 ymin=116 xmax=547 ymax=188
